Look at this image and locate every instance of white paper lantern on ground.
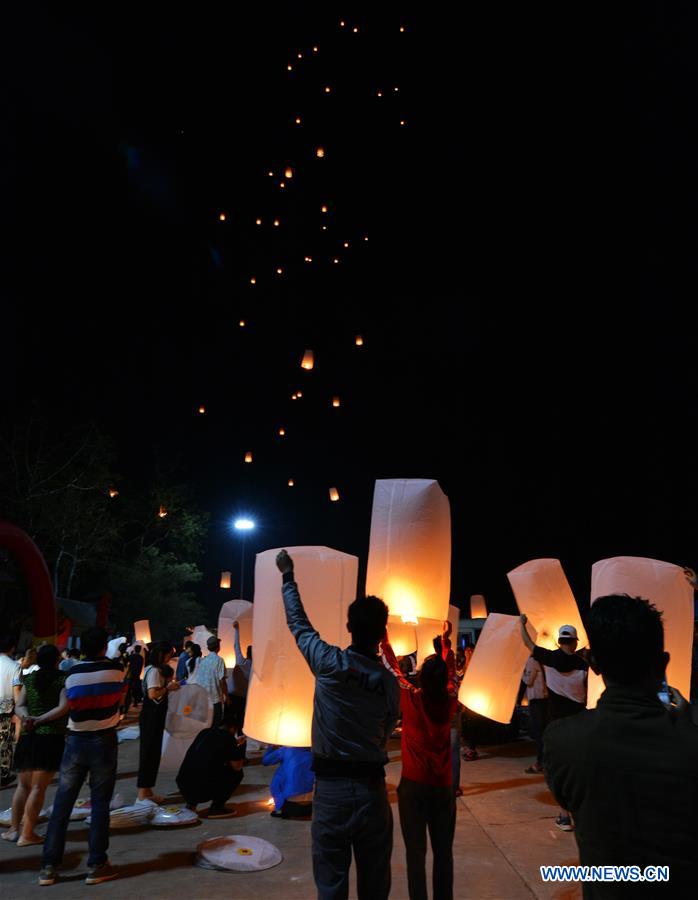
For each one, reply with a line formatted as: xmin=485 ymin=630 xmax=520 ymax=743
xmin=587 ymin=556 xmax=694 ymax=708
xmin=459 ymin=613 xmax=537 ymax=724
xmin=244 ymin=546 xmax=358 ymax=747
xmin=196 ymin=835 xmax=283 ymax=872
xmin=152 ymin=806 xmax=199 ymax=826
xmin=366 ymin=479 xmax=451 ymax=623
xmin=507 ymin=559 xmax=588 ymax=651
xmin=218 ymin=599 xmax=253 ymax=668
xmin=133 ymin=620 xmax=152 ymax=645
xmin=160 ymin=684 xmax=212 ymax=773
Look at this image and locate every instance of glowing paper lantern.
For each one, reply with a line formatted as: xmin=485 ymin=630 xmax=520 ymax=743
xmin=284 ymin=167 xmax=293 ymax=179
xmin=587 ymin=556 xmax=694 ymax=708
xmin=191 ymin=625 xmax=215 ymax=657
xmin=301 ymin=350 xmax=314 ymax=370
xmin=198 ymin=406 xmax=206 ymax=414
xmin=288 ymin=479 xmax=295 ymax=487
xmin=386 ymin=615 xmax=417 ymax=657
xmin=220 ymin=571 xmax=232 ymax=590
xmin=470 ymin=595 xmax=487 ymax=619
xmin=355 ymin=335 xmax=364 ymax=346
xmin=245 ymin=546 xmax=358 ymax=746
xmin=108 ymin=487 xmax=119 ymax=499
xmin=366 ymin=478 xmax=451 ymax=623
xmin=158 ymin=505 xmax=168 ymax=518
xmin=507 ymin=559 xmax=588 ymax=651
xmin=332 ymin=396 xmax=340 ymax=407
xmin=329 ymin=487 xmax=340 ymax=502
xmin=244 ymin=452 xmax=253 ymax=463
xmin=459 ymin=613 xmax=537 ymax=724
xmin=316 ymin=147 xmax=325 ymax=158
xmin=415 ymin=617 xmax=447 ymax=667
xmin=278 ymin=428 xmax=286 ymax=436
xmin=134 ymin=620 xmax=152 ymax=645
xmin=218 ymin=599 xmax=253 ymax=669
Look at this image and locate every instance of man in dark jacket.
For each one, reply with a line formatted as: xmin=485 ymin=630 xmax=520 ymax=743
xmin=544 ymin=594 xmax=698 ymax=899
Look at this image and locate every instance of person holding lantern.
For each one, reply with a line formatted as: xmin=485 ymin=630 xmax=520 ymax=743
xmin=275 ymin=549 xmax=400 ymax=900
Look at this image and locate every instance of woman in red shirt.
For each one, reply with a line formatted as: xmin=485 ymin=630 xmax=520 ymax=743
xmin=382 ymin=621 xmax=458 ymax=900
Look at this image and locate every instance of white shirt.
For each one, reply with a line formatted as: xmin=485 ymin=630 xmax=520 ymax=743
xmin=523 ymin=657 xmax=547 ymax=700
xmin=543 ymin=666 xmax=587 ymax=704
xmin=0 ymin=654 xmax=20 ymax=702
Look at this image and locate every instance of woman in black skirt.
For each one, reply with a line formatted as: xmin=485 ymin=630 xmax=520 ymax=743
xmin=1 ymin=645 xmax=68 ymax=846
xmin=136 ymin=642 xmax=179 ymax=803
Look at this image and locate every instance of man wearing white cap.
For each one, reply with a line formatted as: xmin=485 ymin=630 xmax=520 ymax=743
xmin=519 ymin=617 xmax=589 ymax=831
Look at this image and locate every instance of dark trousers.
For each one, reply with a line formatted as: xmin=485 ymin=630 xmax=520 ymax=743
xmin=43 ymin=730 xmax=117 ymax=868
xmin=177 ymin=767 xmax=243 ymax=807
xmin=397 ymin=777 xmax=455 ymax=900
xmin=527 ymin=699 xmax=549 ymax=766
xmin=130 ymin=677 xmax=143 ymax=705
xmin=212 ymin=702 xmax=223 ymax=728
xmin=137 ymin=697 xmax=167 ymax=789
xmin=229 ymin=694 xmax=246 ymax=732
xmin=312 ymin=776 xmax=392 ymax=900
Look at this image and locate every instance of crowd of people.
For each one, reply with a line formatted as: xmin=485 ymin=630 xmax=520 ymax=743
xmin=1 ymin=556 xmax=697 ymax=897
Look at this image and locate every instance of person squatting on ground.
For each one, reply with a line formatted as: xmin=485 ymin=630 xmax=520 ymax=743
xmin=544 ymin=594 xmax=698 ymax=900
xmin=519 ymin=617 xmax=588 ymax=830
xmin=39 ymin=626 xmax=126 ymax=886
xmin=176 ymin=707 xmax=245 ymax=818
xmin=383 ymin=621 xmax=459 ymax=900
xmin=2 ymin=645 xmax=68 ymax=846
xmin=137 ymin=641 xmax=179 ymax=804
xmin=276 ymin=549 xmax=400 ymax=900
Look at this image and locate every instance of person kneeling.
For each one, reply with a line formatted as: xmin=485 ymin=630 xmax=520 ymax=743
xmin=176 ymin=708 xmax=245 ymax=818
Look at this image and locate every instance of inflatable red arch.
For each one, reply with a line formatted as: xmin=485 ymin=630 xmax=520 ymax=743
xmin=0 ymin=521 xmax=56 ymax=644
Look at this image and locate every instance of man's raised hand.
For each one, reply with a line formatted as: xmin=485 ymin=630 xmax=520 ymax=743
xmin=276 ymin=549 xmax=294 ymax=574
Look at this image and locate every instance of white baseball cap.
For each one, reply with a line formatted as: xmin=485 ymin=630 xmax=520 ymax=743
xmin=558 ymin=624 xmax=578 ymax=640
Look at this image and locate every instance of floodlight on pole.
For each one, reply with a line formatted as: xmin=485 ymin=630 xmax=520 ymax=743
xmin=232 ymin=518 xmax=256 ymax=597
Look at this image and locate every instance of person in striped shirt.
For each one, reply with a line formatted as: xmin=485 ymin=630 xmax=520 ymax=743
xmin=39 ymin=626 xmax=126 ymax=887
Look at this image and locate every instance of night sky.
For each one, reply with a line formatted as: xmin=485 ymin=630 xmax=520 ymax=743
xmin=5 ymin=3 xmax=698 ymax=622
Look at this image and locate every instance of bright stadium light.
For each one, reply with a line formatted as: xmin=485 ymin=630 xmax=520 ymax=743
xmin=233 ymin=518 xmax=255 ymax=531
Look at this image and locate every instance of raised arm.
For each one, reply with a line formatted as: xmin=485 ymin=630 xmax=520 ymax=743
xmin=380 ymin=629 xmax=414 ymax=691
xmin=276 ymin=550 xmax=342 ymax=676
xmin=519 ymin=614 xmax=536 ymax=652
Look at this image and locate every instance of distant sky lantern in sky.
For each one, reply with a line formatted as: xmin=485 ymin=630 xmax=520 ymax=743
xmin=108 ymin=486 xmax=119 ymax=499
xmin=267 ymin=171 xmax=274 ymax=177
xmin=198 ymin=405 xmax=206 ymax=414
xmin=507 ymin=559 xmax=588 ymax=651
xmin=353 ymin=26 xmax=359 ymax=33
xmin=377 ymin=90 xmax=383 ymax=97
xmin=316 ymin=147 xmax=325 ymax=158
xmin=355 ymin=334 xmax=364 ymax=346
xmin=245 ymin=546 xmax=358 ymax=746
xmin=278 ymin=428 xmax=285 ymax=436
xmin=284 ymin=167 xmax=293 ymax=179
xmin=288 ymin=479 xmax=294 ymax=487
xmin=343 ymin=241 xmax=350 ymax=248
xmin=333 ymin=258 xmax=340 ymax=264
xmin=295 ymin=117 xmax=302 ymax=124
xmin=296 ymin=391 xmax=302 ymax=398
xmin=255 ymin=218 xmax=262 ymax=225
xmin=158 ymin=505 xmax=168 ymax=518
xmin=459 ymin=614 xmax=537 ymax=723
xmin=250 ymin=276 xmax=256 ymax=284
xmin=324 ymin=86 xmax=331 ymax=93
xmin=220 ymin=571 xmax=232 ymax=590
xmin=287 ymin=64 xmax=292 ymax=71
xmin=273 ymin=219 xmax=280 ymax=227
xmin=312 ymin=46 xmax=318 ymax=52
xmin=218 ymin=598 xmax=252 ymax=668
xmin=291 ymin=393 xmax=297 ymax=400
xmin=301 ymin=350 xmax=314 ymax=370
xmin=279 ymin=182 xmax=285 ymax=189
xmin=219 ymin=212 xmax=226 ymax=221
xmin=134 ymin=620 xmax=152 ymax=645
xmin=304 ymin=256 xmax=312 ymax=263
xmin=244 ymin=451 xmax=253 ymax=463
xmin=587 ymin=556 xmax=694 ymax=708
xmin=329 ymin=487 xmax=340 ymax=502
xmin=239 ymin=320 xmax=245 ymax=327
xmin=470 ymin=594 xmax=488 ymax=618
xmin=332 ymin=396 xmax=340 ymax=407
xmin=276 ymin=267 xmax=283 ymax=275
xmin=366 ymin=479 xmax=451 ymax=623
xmin=321 ymin=204 xmax=328 ymax=213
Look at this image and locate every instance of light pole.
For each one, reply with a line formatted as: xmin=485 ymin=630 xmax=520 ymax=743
xmin=233 ymin=518 xmax=255 ymax=598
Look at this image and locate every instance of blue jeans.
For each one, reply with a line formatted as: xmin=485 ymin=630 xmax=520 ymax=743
xmin=311 ymin=776 xmax=392 ymax=900
xmin=43 ymin=729 xmax=118 ymax=868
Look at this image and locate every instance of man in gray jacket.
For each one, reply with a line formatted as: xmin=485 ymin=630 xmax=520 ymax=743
xmin=275 ymin=550 xmax=400 ymax=900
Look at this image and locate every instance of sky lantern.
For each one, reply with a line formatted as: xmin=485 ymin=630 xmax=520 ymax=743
xmin=507 ymin=559 xmax=588 ymax=651
xmin=321 ymin=204 xmax=328 ymax=213
xmin=218 ymin=598 xmax=252 ymax=668
xmin=284 ymin=167 xmax=293 ymax=179
xmin=239 ymin=320 xmax=245 ymax=327
xmin=278 ymin=428 xmax=286 ymax=436
xmin=250 ymin=276 xmax=256 ymax=284
xmin=273 ymin=219 xmax=280 ymax=227
xmin=219 ymin=212 xmax=226 ymax=221
xmin=415 ymin=617 xmax=447 ymax=666
xmin=355 ymin=334 xmax=364 ymax=346
xmin=279 ymin=182 xmax=285 ymax=189
xmin=245 ymin=546 xmax=358 ymax=746
xmin=587 ymin=556 xmax=694 ymax=708
xmin=108 ymin=486 xmax=119 ymax=499
xmin=343 ymin=241 xmax=350 ymax=248
xmin=158 ymin=505 xmax=168 ymax=518
xmin=316 ymin=147 xmax=325 ymax=158
xmin=324 ymin=86 xmax=331 ymax=93
xmin=220 ymin=571 xmax=232 ymax=590
xmin=296 ymin=391 xmax=302 ymax=398
xmin=366 ymin=479 xmax=451 ymax=623
xmin=267 ymin=170 xmax=274 ymax=177
xmin=329 ymin=487 xmax=340 ymax=502
xmin=288 ymin=478 xmax=294 ymax=487
xmin=198 ymin=405 xmax=206 ymax=414
xmin=255 ymin=218 xmax=262 ymax=225
xmin=301 ymin=350 xmax=315 ymax=370
xmin=386 ymin=615 xmax=417 ymax=657
xmin=332 ymin=396 xmax=340 ymax=407
xmin=134 ymin=620 xmax=152 ymax=645
xmin=276 ymin=267 xmax=283 ymax=275
xmin=470 ymin=594 xmax=488 ymax=618
xmin=295 ymin=117 xmax=302 ymax=124
xmin=192 ymin=625 xmax=215 ymax=657
xmin=244 ymin=451 xmax=253 ymax=463
xmin=459 ymin=613 xmax=537 ymax=723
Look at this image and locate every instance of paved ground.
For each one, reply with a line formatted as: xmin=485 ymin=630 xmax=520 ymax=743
xmin=0 ymin=717 xmax=581 ymax=899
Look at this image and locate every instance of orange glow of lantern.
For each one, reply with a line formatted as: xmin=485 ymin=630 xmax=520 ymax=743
xmin=400 ymin=25 xmax=405 ymax=32
xmin=321 ymin=204 xmax=328 ymax=213
xmin=245 ymin=546 xmax=358 ymax=745
xmin=250 ymin=276 xmax=256 ymax=284
xmin=353 ymin=26 xmax=359 ymax=33
xmin=220 ymin=571 xmax=232 ymax=590
xmin=295 ymin=117 xmax=302 ymax=124
xmin=255 ymin=218 xmax=262 ymax=225
xmin=366 ymin=479 xmax=451 ymax=623
xmin=284 ymin=167 xmax=293 ymax=179
xmin=377 ymin=90 xmax=383 ymax=97
xmin=301 ymin=350 xmax=314 ymax=370
xmin=316 ymin=147 xmax=325 ymax=158
xmin=279 ymin=182 xmax=285 ymax=189
xmin=297 ymin=53 xmax=302 ymax=59
xmin=288 ymin=478 xmax=294 ymax=487
xmin=304 ymin=256 xmax=312 ymax=263
xmin=386 ymin=615 xmax=417 ymax=657
xmin=134 ymin=620 xmax=152 ymax=645
xmin=219 ymin=212 xmax=226 ymax=221
xmin=343 ymin=241 xmax=350 ymax=248
xmin=239 ymin=320 xmax=245 ymax=327
xmin=287 ymin=64 xmax=293 ymax=71
xmin=276 ymin=267 xmax=283 ymax=275
xmin=267 ymin=171 xmax=274 ymax=177
xmin=459 ymin=613 xmax=537 ymax=723
xmin=355 ymin=335 xmax=364 ymax=346
xmin=324 ymin=86 xmax=331 ymax=93
xmin=244 ymin=451 xmax=253 ymax=463
xmin=470 ymin=594 xmax=488 ymax=618
xmin=218 ymin=598 xmax=252 ymax=668
xmin=321 ymin=225 xmax=327 ymax=231
xmin=108 ymin=486 xmax=119 ymax=499
xmin=394 ymin=86 xmax=400 ymax=92
xmin=198 ymin=405 xmax=206 ymax=414
xmin=400 ymin=120 xmax=406 ymax=126
xmin=158 ymin=505 xmax=168 ymax=519
xmin=273 ymin=219 xmax=280 ymax=227
xmin=507 ymin=559 xmax=588 ymax=651
xmin=340 ymin=20 xmax=345 ymax=27
xmin=291 ymin=393 xmax=297 ymax=400
xmin=278 ymin=428 xmax=286 ymax=436
xmin=312 ymin=46 xmax=318 ymax=52
xmin=296 ymin=391 xmax=303 ymax=398
xmin=329 ymin=487 xmax=340 ymax=502
xmin=333 ymin=258 xmax=339 ymax=264
xmin=332 ymin=396 xmax=340 ymax=407
xmin=587 ymin=557 xmax=694 ymax=708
